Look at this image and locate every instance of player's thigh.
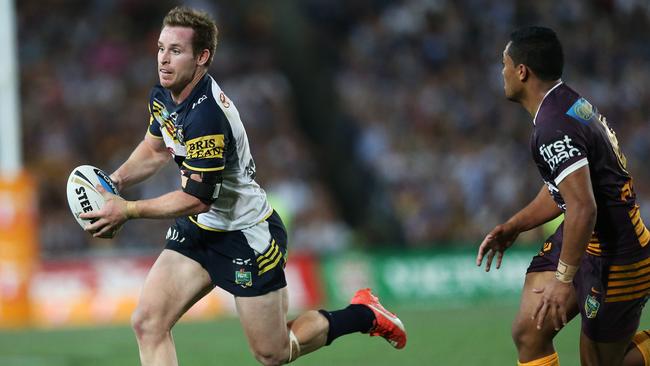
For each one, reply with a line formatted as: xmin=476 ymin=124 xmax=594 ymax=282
xmin=236 ymin=287 xmax=289 ymax=352
xmin=136 ymin=249 xmax=214 ymax=326
xmin=513 ymin=271 xmax=579 ymax=338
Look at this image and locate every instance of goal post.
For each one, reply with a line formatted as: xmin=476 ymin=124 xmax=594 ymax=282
xmin=0 ymin=0 xmax=38 ymax=328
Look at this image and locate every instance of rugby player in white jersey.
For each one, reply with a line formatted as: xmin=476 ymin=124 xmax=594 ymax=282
xmin=80 ymin=6 xmax=406 ymax=366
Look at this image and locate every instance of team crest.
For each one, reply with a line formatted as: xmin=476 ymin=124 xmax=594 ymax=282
xmin=175 ymin=125 xmax=184 ymax=144
xmin=584 ymin=294 xmax=600 ymax=319
xmin=235 ymin=268 xmax=253 ymax=287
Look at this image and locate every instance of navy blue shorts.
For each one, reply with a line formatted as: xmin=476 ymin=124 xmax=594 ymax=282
xmin=165 ymin=211 xmax=288 ymax=297
xmin=528 ymin=223 xmax=650 ymax=342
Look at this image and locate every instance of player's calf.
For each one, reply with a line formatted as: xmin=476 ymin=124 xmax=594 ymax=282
xmin=624 ymin=330 xmax=650 ymax=366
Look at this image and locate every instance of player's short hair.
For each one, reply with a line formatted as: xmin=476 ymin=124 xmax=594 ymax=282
xmin=508 ymin=26 xmax=563 ymax=81
xmin=163 ymin=6 xmax=218 ymax=66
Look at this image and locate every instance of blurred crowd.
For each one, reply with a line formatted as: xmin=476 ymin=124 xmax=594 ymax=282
xmin=17 ymin=0 xmax=650 ymax=257
xmin=324 ymin=0 xmax=650 ymax=243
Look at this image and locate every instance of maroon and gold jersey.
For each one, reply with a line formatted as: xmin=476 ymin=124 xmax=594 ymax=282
xmin=531 ymin=82 xmax=649 ymax=258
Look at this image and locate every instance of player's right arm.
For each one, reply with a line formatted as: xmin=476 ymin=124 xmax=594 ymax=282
xmin=110 ymin=133 xmax=170 ymax=191
xmin=501 ymin=184 xmax=562 ymax=233
xmin=476 ymin=185 xmax=562 ymax=271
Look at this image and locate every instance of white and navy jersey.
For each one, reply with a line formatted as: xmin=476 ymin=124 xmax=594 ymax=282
xmin=147 ymin=74 xmax=272 ymax=231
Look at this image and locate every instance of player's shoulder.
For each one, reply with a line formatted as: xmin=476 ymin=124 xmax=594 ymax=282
xmin=188 ymin=75 xmax=219 ymax=112
xmin=191 ymin=75 xmax=236 ymax=121
xmin=535 ymin=83 xmax=585 ymax=131
xmin=183 ymin=76 xmax=231 ymax=134
xmin=204 ymin=74 xmax=235 ymax=111
xmin=148 ymin=83 xmax=172 ymax=108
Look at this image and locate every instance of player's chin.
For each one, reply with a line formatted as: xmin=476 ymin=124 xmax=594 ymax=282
xmin=504 ymin=90 xmax=518 ymax=102
xmin=159 ymin=78 xmax=174 ymax=88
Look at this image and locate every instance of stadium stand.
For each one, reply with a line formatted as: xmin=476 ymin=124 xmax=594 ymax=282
xmin=17 ymin=0 xmax=650 ymax=255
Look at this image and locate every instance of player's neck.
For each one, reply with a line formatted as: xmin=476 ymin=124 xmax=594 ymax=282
xmin=171 ymin=68 xmax=208 ymax=104
xmin=522 ymin=79 xmax=562 ymax=117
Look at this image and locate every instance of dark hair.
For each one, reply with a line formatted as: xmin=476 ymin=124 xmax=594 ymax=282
xmin=508 ymin=26 xmax=563 ymax=81
xmin=163 ymin=6 xmax=218 ymax=66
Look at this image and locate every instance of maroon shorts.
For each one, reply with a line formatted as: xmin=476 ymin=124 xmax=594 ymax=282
xmin=527 ymin=224 xmax=650 ymax=342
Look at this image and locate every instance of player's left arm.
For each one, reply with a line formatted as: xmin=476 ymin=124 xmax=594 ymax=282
xmin=556 ymin=164 xmax=597 ymax=271
xmin=533 ymin=166 xmax=596 ymax=331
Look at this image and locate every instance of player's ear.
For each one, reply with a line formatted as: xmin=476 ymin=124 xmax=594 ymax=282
xmin=197 ymin=49 xmax=210 ymax=66
xmin=517 ymin=64 xmax=529 ymax=82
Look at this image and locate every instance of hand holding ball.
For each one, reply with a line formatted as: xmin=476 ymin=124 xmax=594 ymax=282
xmin=66 ymin=165 xmax=125 ymax=238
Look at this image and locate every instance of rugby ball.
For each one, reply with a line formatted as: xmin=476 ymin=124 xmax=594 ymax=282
xmin=66 ymin=165 xmax=120 ymax=229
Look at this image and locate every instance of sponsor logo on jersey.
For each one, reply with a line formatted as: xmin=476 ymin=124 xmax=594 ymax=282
xmin=539 ymin=135 xmax=582 ymax=172
xmin=233 ymin=258 xmax=253 ymax=267
xmin=192 ymin=94 xmax=207 ymax=110
xmin=186 ymin=134 xmax=225 ymax=159
xmin=566 ymin=98 xmax=595 ymax=124
xmin=165 ymin=227 xmax=186 ymax=243
xmin=538 ymin=241 xmax=553 ymax=256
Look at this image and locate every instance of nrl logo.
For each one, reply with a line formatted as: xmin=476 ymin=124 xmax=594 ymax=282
xmin=584 ymin=294 xmax=600 ymax=319
xmin=235 ymin=268 xmax=252 ymax=288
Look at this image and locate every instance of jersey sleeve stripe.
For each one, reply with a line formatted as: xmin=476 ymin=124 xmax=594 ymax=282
xmin=554 ymin=158 xmax=589 ymax=185
xmin=181 ymin=161 xmax=225 ymax=172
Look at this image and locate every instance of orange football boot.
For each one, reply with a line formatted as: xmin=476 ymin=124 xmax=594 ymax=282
xmin=350 ymin=288 xmax=407 ymax=349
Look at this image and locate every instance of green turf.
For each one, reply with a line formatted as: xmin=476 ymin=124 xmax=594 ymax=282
xmin=0 ymin=302 xmax=647 ymax=365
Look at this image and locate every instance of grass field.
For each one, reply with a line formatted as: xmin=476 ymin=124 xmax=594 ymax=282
xmin=0 ymin=301 xmax=648 ymax=365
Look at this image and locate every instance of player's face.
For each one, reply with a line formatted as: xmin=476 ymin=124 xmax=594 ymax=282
xmin=157 ymin=26 xmax=199 ymax=93
xmin=502 ymin=43 xmax=522 ymax=102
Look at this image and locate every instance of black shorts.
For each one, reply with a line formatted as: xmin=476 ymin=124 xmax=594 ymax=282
xmin=528 ymin=223 xmax=650 ymax=342
xmin=165 ymin=210 xmax=288 ymax=297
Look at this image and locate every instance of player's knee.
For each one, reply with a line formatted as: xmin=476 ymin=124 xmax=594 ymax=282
xmin=131 ymin=305 xmax=169 ymax=342
xmin=512 ymin=318 xmax=538 ymax=350
xmin=252 ymin=350 xmax=288 ymax=366
xmin=251 ymin=338 xmax=290 ymax=366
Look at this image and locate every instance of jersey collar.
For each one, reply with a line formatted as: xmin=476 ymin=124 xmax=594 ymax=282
xmin=533 ymin=80 xmax=563 ymax=125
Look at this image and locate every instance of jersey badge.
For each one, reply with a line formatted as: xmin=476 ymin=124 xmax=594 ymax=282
xmin=235 ymin=268 xmax=253 ymax=288
xmin=219 ymin=92 xmax=231 ymax=108
xmin=584 ymin=294 xmax=600 ymax=319
xmin=566 ymin=98 xmax=595 ymax=124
